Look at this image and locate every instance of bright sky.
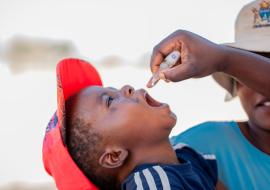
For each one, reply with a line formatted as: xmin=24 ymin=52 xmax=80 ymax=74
xmin=0 ymin=0 xmax=251 ymax=60
xmin=0 ymin=0 xmax=252 ymax=185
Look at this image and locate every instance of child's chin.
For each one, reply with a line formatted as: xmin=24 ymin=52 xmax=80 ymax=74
xmin=166 ymin=113 xmax=177 ymax=129
xmin=168 ymin=111 xmax=177 ymax=124
xmin=170 ymin=111 xmax=177 ymax=121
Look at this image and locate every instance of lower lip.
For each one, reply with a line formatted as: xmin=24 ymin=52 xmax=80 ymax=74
xmin=256 ymin=104 xmax=270 ymax=112
xmin=148 ymin=103 xmax=177 ymax=120
xmin=149 ymin=102 xmax=169 ymax=109
xmin=170 ymin=111 xmax=177 ymax=120
xmin=152 ymin=103 xmax=174 ymax=113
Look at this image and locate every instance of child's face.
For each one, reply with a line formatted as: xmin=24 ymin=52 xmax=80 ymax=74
xmin=73 ymin=85 xmax=177 ymax=149
xmin=237 ymin=82 xmax=270 ymax=130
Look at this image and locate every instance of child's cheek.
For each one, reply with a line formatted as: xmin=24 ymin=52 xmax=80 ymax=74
xmin=113 ymin=98 xmax=140 ymax=110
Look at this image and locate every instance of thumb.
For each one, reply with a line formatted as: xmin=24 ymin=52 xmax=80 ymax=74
xmin=162 ymin=64 xmax=194 ymax=82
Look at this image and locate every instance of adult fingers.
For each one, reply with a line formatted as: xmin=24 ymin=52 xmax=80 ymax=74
xmin=162 ymin=63 xmax=194 ymax=82
xmin=146 ymin=71 xmax=170 ymax=88
xmin=150 ymin=38 xmax=181 ymax=73
xmin=150 ymin=50 xmax=164 ymax=74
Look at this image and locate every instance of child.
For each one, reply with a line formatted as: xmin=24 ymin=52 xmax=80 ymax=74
xmin=43 ymin=58 xmax=220 ymax=190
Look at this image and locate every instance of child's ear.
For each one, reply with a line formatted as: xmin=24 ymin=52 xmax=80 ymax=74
xmin=99 ymin=147 xmax=129 ymax=169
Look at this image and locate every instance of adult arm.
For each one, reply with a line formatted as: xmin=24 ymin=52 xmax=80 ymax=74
xmin=147 ymin=30 xmax=270 ymax=97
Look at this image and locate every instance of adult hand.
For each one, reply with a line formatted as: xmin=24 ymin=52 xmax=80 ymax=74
xmin=147 ymin=30 xmax=227 ymax=87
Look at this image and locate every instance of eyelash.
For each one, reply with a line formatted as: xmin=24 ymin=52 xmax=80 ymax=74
xmin=106 ymin=96 xmax=114 ymax=107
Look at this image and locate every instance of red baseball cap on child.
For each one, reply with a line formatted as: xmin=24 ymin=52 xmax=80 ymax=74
xmin=42 ymin=58 xmax=102 ymax=190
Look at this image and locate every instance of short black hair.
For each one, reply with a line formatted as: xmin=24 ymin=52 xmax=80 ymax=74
xmin=64 ymin=94 xmax=120 ymax=190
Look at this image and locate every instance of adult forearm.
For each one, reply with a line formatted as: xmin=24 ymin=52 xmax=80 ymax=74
xmin=221 ymin=46 xmax=270 ymax=97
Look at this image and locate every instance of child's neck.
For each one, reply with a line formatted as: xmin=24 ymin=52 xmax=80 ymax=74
xmin=118 ymin=139 xmax=179 ymax=183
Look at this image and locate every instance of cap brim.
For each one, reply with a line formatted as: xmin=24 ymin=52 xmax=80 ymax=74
xmin=217 ymin=38 xmax=270 ymax=101
xmin=56 ymin=58 xmax=103 ymax=131
xmin=212 ymin=72 xmax=237 ymax=102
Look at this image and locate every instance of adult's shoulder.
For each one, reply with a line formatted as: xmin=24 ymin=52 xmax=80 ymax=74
xmin=170 ymin=121 xmax=238 ymax=152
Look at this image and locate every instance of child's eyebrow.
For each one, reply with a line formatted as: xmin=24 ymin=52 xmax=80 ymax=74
xmin=97 ymin=92 xmax=107 ymax=105
xmin=107 ymin=87 xmax=117 ymax=91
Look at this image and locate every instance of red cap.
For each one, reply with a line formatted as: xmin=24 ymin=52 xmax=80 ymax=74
xmin=42 ymin=58 xmax=102 ymax=190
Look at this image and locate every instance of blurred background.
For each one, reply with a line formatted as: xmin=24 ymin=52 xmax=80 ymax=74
xmin=0 ymin=0 xmax=251 ymax=189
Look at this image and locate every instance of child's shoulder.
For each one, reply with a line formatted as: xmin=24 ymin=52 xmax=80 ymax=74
xmin=173 ymin=143 xmax=217 ymax=170
xmin=121 ymin=145 xmax=217 ymax=190
xmin=122 ymin=162 xmax=197 ymax=190
xmin=173 ymin=143 xmax=216 ymax=159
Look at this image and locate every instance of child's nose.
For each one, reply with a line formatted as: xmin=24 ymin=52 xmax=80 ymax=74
xmin=121 ymin=85 xmax=135 ymax=97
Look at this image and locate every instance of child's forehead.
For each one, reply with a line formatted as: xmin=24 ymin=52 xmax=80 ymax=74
xmin=74 ymin=86 xmax=119 ymax=123
xmin=76 ymin=86 xmax=118 ymax=109
xmin=71 ymin=86 xmax=104 ymax=119
xmin=78 ymin=86 xmax=105 ymax=102
xmin=80 ymin=86 xmax=117 ymax=97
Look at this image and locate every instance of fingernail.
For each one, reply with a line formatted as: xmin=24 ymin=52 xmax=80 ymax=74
xmin=147 ymin=82 xmax=152 ymax=88
xmin=151 ymin=74 xmax=159 ymax=87
xmin=159 ymin=72 xmax=171 ymax=82
xmin=146 ymin=76 xmax=154 ymax=88
xmin=159 ymin=72 xmax=166 ymax=80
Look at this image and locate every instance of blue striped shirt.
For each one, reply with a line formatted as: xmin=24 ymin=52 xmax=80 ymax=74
xmin=121 ymin=144 xmax=217 ymax=190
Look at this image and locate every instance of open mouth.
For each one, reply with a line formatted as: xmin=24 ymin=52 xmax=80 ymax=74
xmin=144 ymin=92 xmax=163 ymax=107
xmin=256 ymin=99 xmax=270 ymax=107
